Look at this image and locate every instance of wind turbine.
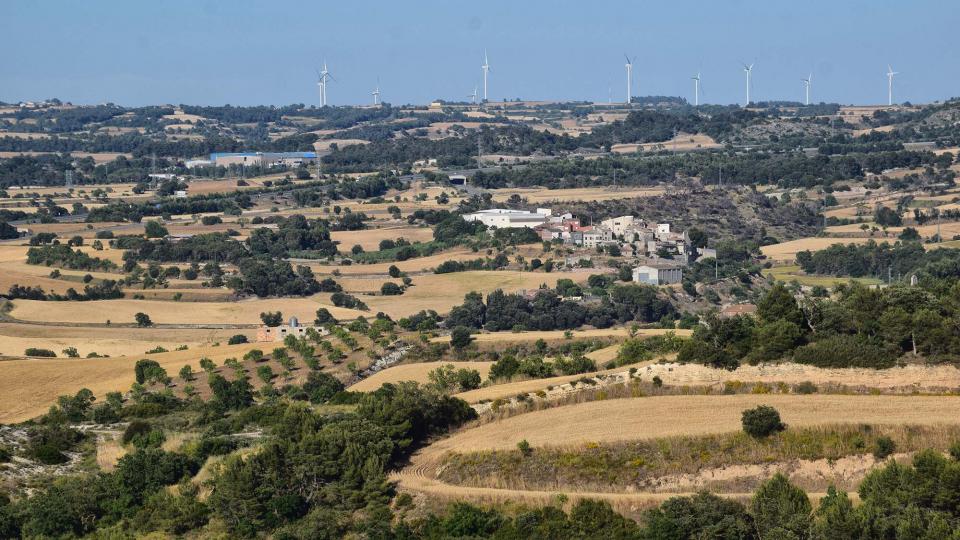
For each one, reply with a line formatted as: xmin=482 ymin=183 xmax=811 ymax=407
xmin=468 ymin=86 xmax=479 ymax=104
xmin=887 ymin=65 xmax=899 ymax=106
xmin=691 ymin=72 xmax=701 ymax=106
xmin=371 ymin=78 xmax=381 ymax=106
xmin=481 ymin=50 xmax=490 ymax=102
xmin=802 ymin=73 xmax=812 ymax=106
xmin=624 ymin=55 xmax=635 ymax=104
xmin=742 ymin=63 xmax=754 ymax=106
xmin=317 ymin=61 xmax=334 ymax=107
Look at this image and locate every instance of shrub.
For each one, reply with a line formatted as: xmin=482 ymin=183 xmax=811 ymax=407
xmin=25 ymin=347 xmax=56 ymax=357
xmin=135 ymin=312 xmax=153 ymax=327
xmin=27 ymin=424 xmax=83 ymax=464
xmin=793 ymin=381 xmax=818 ymax=394
xmin=950 ymin=441 xmax=960 ymax=461
xmin=122 ymin=420 xmax=153 ymax=445
xmin=874 ymin=436 xmax=896 ymax=459
xmin=227 ymin=334 xmax=248 ymax=345
xmin=256 ymin=365 xmax=274 ymax=384
xmin=381 ymin=282 xmax=403 ymax=295
xmin=517 ymin=439 xmax=532 ymax=457
xmin=741 ymin=405 xmax=786 ymax=438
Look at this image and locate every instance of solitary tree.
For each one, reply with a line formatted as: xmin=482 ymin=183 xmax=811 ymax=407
xmin=179 ymin=365 xmax=194 ymax=381
xmin=742 ymin=405 xmax=786 ymax=438
xmin=134 ymin=312 xmax=153 ymax=327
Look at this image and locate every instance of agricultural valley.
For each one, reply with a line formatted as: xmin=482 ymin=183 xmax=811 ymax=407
xmin=3 ymin=60 xmax=960 ymax=538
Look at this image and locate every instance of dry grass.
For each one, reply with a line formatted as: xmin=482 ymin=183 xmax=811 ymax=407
xmin=330 ymin=226 xmax=434 ymax=251
xmin=611 ymin=134 xmax=720 ymax=154
xmin=0 ymin=342 xmax=265 ymax=423
xmin=349 ymin=361 xmax=495 ymax=392
xmin=439 ymin=424 xmax=960 ymax=494
xmin=304 ymin=249 xmax=479 ymax=275
xmin=765 ymin=265 xmax=882 ymax=287
xmin=489 ymin=186 xmax=665 ymax=204
xmin=8 ymin=294 xmax=363 ymax=325
xmin=0 ymin=151 xmax=130 ymax=163
xmin=357 ymin=271 xmax=588 ymax=318
xmin=96 ymin=435 xmax=127 ymax=472
xmin=0 ymin=322 xmax=248 ymax=359
xmin=760 ymin=237 xmax=883 ymax=261
xmin=436 ymin=394 xmax=960 ymax=452
xmin=434 ymin=328 xmax=690 ymax=344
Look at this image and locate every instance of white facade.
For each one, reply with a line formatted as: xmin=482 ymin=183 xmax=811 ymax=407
xmin=633 ymin=264 xmax=683 ymax=286
xmin=582 ymin=228 xmax=613 ymax=248
xmin=462 ymin=208 xmax=551 ymax=228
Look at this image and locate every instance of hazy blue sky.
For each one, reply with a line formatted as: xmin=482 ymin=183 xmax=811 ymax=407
xmin=3 ymin=0 xmax=957 ymax=107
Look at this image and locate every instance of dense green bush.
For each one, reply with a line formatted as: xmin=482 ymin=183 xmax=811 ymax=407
xmin=741 ymin=405 xmax=786 ymax=438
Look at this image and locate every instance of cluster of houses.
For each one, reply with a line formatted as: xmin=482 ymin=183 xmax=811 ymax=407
xmin=462 ymin=208 xmax=718 ymax=286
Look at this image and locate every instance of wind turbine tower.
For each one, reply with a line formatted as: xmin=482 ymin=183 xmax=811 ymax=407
xmin=887 ymin=65 xmax=899 ymax=106
xmin=624 ymin=55 xmax=634 ymax=104
xmin=802 ymin=73 xmax=812 ymax=106
xmin=692 ymin=72 xmax=701 ymax=106
xmin=371 ymin=80 xmax=381 ymax=106
xmin=481 ymin=51 xmax=490 ymax=102
xmin=742 ymin=63 xmax=754 ymax=106
xmin=468 ymin=86 xmax=479 ymax=104
xmin=317 ymin=61 xmax=333 ymax=107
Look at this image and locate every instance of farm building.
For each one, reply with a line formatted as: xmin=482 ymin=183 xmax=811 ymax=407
xmin=632 ymin=262 xmax=683 ymax=286
xmin=462 ymin=208 xmax=551 ymax=228
xmin=255 ymin=317 xmax=328 ymax=343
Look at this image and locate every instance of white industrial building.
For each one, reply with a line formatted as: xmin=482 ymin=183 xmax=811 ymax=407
xmin=462 ymin=208 xmax=551 ymax=228
xmin=633 ymin=262 xmax=683 ymax=286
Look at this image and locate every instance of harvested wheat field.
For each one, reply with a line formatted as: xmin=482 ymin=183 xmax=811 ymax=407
xmin=8 ymin=295 xmax=363 ymax=325
xmin=611 ymin=133 xmax=720 ymax=153
xmin=330 ymin=226 xmax=434 ymax=251
xmin=349 ymin=361 xmax=495 ymax=392
xmin=392 ymin=393 xmax=952 ymax=506
xmin=760 ymin=237 xmax=881 ymax=261
xmin=431 ymin=394 xmax=960 ymax=453
xmin=0 ymin=322 xmax=246 ymax=358
xmin=0 ymin=342 xmax=264 ymax=423
xmin=304 ymin=249 xmax=479 ymax=275
xmin=352 ymin=271 xmax=589 ymax=319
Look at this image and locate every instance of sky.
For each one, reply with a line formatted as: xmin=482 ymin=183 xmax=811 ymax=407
xmin=2 ymin=0 xmax=958 ymax=107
